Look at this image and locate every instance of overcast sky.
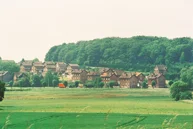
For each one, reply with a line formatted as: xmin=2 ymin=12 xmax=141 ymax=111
xmin=0 ymin=0 xmax=193 ymax=62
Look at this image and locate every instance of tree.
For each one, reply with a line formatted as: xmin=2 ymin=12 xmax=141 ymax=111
xmin=52 ymin=79 xmax=58 ymax=88
xmin=168 ymin=80 xmax=174 ymax=87
xmin=99 ymin=82 xmax=104 ymax=88
xmin=63 ymin=81 xmax=68 ymax=87
xmin=151 ymin=80 xmax=156 ymax=88
xmin=179 ymin=52 xmax=185 ymax=63
xmin=75 ymin=81 xmax=79 ymax=88
xmin=0 ymin=81 xmax=6 ymax=102
xmin=44 ymin=71 xmax=54 ymax=87
xmin=108 ymin=81 xmax=116 ymax=88
xmin=142 ymin=81 xmax=148 ymax=88
xmin=31 ymin=74 xmax=42 ymax=87
xmin=33 ymin=58 xmax=39 ymax=62
xmin=170 ymin=81 xmax=192 ymax=101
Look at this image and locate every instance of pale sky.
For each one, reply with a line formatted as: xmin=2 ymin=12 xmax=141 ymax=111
xmin=0 ymin=0 xmax=193 ymax=62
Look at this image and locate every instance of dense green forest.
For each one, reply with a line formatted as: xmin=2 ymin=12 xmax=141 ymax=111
xmin=45 ymin=36 xmax=193 ymax=80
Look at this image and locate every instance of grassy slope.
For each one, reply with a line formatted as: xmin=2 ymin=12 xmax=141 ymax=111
xmin=0 ymin=88 xmax=193 ymax=129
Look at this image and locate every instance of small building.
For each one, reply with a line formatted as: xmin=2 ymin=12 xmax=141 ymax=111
xmin=43 ymin=65 xmax=56 ymax=76
xmin=56 ymin=62 xmax=67 ymax=74
xmin=154 ymin=65 xmax=167 ymax=75
xmin=31 ymin=62 xmax=44 ymax=74
xmin=66 ymin=64 xmax=79 ymax=75
xmin=0 ymin=71 xmax=13 ymax=82
xmin=147 ymin=73 xmax=166 ymax=88
xmin=71 ymin=69 xmax=81 ymax=82
xmin=119 ymin=73 xmax=139 ymax=88
xmin=87 ymin=72 xmax=100 ymax=81
xmin=20 ymin=62 xmax=33 ymax=73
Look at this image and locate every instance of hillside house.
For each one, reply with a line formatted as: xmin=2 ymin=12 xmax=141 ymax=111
xmin=31 ymin=62 xmax=44 ymax=74
xmin=13 ymin=72 xmax=28 ymax=82
xmin=20 ymin=62 xmax=33 ymax=73
xmin=80 ymin=70 xmax=88 ymax=84
xmin=43 ymin=65 xmax=56 ymax=76
xmin=87 ymin=72 xmax=100 ymax=81
xmin=154 ymin=65 xmax=167 ymax=75
xmin=56 ymin=62 xmax=67 ymax=74
xmin=66 ymin=64 xmax=79 ymax=75
xmin=71 ymin=69 xmax=81 ymax=81
xmin=147 ymin=73 xmax=166 ymax=88
xmin=0 ymin=71 xmax=13 ymax=82
xmin=119 ymin=73 xmax=139 ymax=88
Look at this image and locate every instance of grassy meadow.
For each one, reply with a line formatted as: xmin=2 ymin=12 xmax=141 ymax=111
xmin=0 ymin=88 xmax=193 ymax=129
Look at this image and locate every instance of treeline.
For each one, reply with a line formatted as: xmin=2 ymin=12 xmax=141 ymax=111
xmin=0 ymin=60 xmax=20 ymax=73
xmin=45 ymin=36 xmax=193 ymax=79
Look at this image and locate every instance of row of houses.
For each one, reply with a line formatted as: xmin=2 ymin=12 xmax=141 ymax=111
xmin=19 ymin=60 xmax=68 ymax=75
xmin=68 ymin=65 xmax=167 ymax=88
xmin=1 ymin=59 xmax=167 ymax=88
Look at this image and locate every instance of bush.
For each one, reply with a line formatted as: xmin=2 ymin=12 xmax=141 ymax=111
xmin=0 ymin=81 xmax=6 ymax=101
xmin=85 ymin=81 xmax=94 ymax=88
xmin=168 ymin=80 xmax=174 ymax=87
xmin=68 ymin=82 xmax=76 ymax=88
xmin=180 ymin=91 xmax=192 ymax=100
xmin=170 ymin=81 xmax=190 ymax=101
xmin=142 ymin=81 xmax=148 ymax=88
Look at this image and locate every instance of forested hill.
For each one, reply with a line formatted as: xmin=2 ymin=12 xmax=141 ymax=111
xmin=45 ymin=36 xmax=193 ymax=72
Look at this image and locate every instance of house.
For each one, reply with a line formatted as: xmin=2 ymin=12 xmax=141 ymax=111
xmin=0 ymin=71 xmax=13 ymax=82
xmin=31 ymin=62 xmax=44 ymax=74
xmin=13 ymin=72 xmax=28 ymax=82
xmin=100 ymin=72 xmax=110 ymax=86
xmin=71 ymin=69 xmax=81 ymax=81
xmin=119 ymin=73 xmax=139 ymax=88
xmin=44 ymin=61 xmax=56 ymax=66
xmin=147 ymin=73 xmax=166 ymax=88
xmin=43 ymin=65 xmax=56 ymax=76
xmin=80 ymin=70 xmax=88 ymax=84
xmin=154 ymin=65 xmax=167 ymax=75
xmin=136 ymin=72 xmax=145 ymax=82
xmin=56 ymin=62 xmax=67 ymax=74
xmin=66 ymin=64 xmax=79 ymax=75
xmin=87 ymin=71 xmax=100 ymax=81
xmin=20 ymin=62 xmax=33 ymax=73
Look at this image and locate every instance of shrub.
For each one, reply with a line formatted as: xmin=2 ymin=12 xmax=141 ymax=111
xmin=180 ymin=91 xmax=192 ymax=100
xmin=170 ymin=81 xmax=190 ymax=101
xmin=0 ymin=81 xmax=6 ymax=101
xmin=168 ymin=80 xmax=174 ymax=87
xmin=68 ymin=82 xmax=76 ymax=88
xmin=142 ymin=81 xmax=148 ymax=88
xmin=85 ymin=81 xmax=94 ymax=88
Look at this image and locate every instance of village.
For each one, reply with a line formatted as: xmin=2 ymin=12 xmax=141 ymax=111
xmin=0 ymin=60 xmax=167 ymax=88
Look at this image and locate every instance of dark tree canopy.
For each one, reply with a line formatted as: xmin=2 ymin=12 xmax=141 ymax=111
xmin=0 ymin=81 xmax=5 ymax=102
xmin=45 ymin=36 xmax=193 ymax=79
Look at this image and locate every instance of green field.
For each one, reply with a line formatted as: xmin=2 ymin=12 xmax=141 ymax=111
xmin=0 ymin=88 xmax=193 ymax=129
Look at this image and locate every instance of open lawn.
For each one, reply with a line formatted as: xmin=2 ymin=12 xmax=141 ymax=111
xmin=0 ymin=88 xmax=193 ymax=129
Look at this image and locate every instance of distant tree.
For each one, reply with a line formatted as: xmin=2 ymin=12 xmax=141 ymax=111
xmin=94 ymin=77 xmax=102 ymax=88
xmin=99 ymin=82 xmax=104 ymax=88
xmin=44 ymin=71 xmax=54 ymax=87
xmin=170 ymin=81 xmax=192 ymax=101
xmin=108 ymin=81 xmax=116 ymax=88
xmin=180 ymin=67 xmax=193 ymax=89
xmin=31 ymin=74 xmax=41 ymax=87
xmin=151 ymin=80 xmax=156 ymax=88
xmin=41 ymin=80 xmax=47 ymax=87
xmin=75 ymin=81 xmax=79 ymax=88
xmin=168 ymin=80 xmax=174 ymax=87
xmin=142 ymin=81 xmax=148 ymax=88
xmin=0 ymin=61 xmax=20 ymax=73
xmin=179 ymin=52 xmax=185 ymax=63
xmin=63 ymin=81 xmax=68 ymax=87
xmin=33 ymin=58 xmax=39 ymax=62
xmin=52 ymin=79 xmax=58 ymax=88
xmin=0 ymin=57 xmax=2 ymax=60
xmin=0 ymin=81 xmax=5 ymax=102
xmin=85 ymin=81 xmax=94 ymax=88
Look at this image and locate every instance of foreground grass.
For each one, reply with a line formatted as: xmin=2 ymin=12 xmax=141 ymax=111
xmin=0 ymin=88 xmax=193 ymax=129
